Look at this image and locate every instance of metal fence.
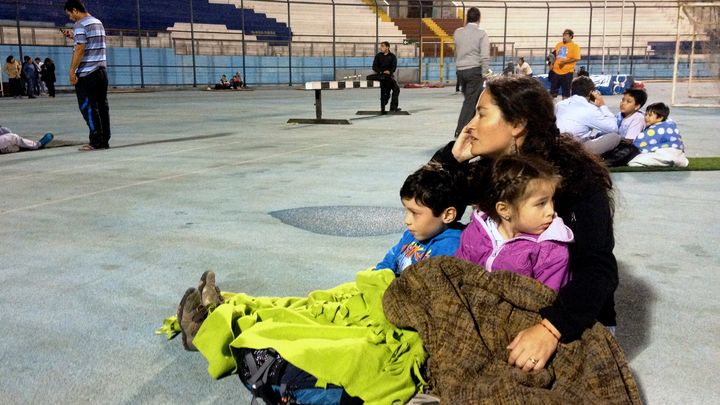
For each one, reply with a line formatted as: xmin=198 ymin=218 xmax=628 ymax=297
xmin=0 ymin=0 xmax=712 ymax=87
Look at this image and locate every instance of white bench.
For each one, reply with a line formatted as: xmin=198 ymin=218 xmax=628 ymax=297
xmin=287 ymin=80 xmax=381 ymax=125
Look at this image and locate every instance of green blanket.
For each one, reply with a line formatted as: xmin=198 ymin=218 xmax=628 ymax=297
xmin=159 ymin=269 xmax=426 ymax=404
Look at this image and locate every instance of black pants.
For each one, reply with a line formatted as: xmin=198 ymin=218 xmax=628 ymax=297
xmin=45 ymin=80 xmax=55 ymax=97
xmin=550 ymin=71 xmax=573 ymax=98
xmin=379 ymin=76 xmax=399 ymax=110
xmin=75 ymin=68 xmax=111 ymax=148
xmin=8 ymin=78 xmax=22 ymax=97
xmin=455 ymin=67 xmax=484 ymax=136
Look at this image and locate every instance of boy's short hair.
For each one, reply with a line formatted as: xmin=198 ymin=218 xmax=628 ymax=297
xmin=64 ymin=0 xmax=87 ymax=12
xmin=400 ymin=162 xmax=467 ymax=221
xmin=623 ymin=88 xmax=648 ymax=108
xmin=571 ymin=76 xmax=595 ymax=97
xmin=646 ymin=102 xmax=670 ymax=121
xmin=563 ymin=29 xmax=574 ymax=38
xmin=380 ymin=41 xmax=390 ymax=48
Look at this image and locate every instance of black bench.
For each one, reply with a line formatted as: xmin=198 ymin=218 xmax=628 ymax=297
xmin=287 ymin=80 xmax=408 ymax=125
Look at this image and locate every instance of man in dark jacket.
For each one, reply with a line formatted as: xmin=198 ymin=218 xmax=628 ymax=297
xmin=370 ymin=41 xmax=400 ymax=113
xmin=22 ymin=56 xmax=37 ymax=99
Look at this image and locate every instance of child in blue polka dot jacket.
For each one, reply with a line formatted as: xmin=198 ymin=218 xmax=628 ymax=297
xmin=628 ymin=102 xmax=689 ymax=167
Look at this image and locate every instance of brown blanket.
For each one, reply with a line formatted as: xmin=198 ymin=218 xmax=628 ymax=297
xmin=383 ymin=256 xmax=642 ymax=404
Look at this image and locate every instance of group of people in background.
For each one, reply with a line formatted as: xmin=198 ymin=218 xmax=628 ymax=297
xmin=211 ymin=72 xmax=244 ymax=90
xmin=2 ymin=55 xmax=56 ymax=99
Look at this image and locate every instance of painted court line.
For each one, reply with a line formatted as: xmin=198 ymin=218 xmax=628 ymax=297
xmin=1 ymin=136 xmax=296 ymax=182
xmin=1 ymin=144 xmax=330 ymax=214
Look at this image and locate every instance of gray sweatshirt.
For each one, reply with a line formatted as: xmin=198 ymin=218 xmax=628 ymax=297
xmin=454 ymin=23 xmax=490 ymax=73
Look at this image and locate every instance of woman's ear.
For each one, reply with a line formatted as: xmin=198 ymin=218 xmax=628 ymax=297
xmin=495 ymin=201 xmax=512 ymax=221
xmin=441 ymin=207 xmax=457 ymax=224
xmin=511 ymin=118 xmax=528 ymax=137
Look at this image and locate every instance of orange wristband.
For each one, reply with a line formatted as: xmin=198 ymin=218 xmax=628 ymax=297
xmin=540 ymin=321 xmax=560 ymax=340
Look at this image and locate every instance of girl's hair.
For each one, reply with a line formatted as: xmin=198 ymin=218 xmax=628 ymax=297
xmin=401 ymin=161 xmax=467 ymax=221
xmin=474 ymin=75 xmax=613 ymax=214
xmin=478 ymin=155 xmax=560 ymax=222
xmin=6 ymin=55 xmax=14 ymax=63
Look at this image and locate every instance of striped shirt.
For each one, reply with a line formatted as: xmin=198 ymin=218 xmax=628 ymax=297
xmin=73 ymin=15 xmax=107 ymax=77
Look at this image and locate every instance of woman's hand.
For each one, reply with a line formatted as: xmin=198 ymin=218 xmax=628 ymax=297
xmin=507 ymin=321 xmax=560 ymax=371
xmin=452 ymin=126 xmax=476 ymax=162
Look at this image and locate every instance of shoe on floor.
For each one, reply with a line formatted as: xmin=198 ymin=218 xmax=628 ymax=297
xmin=390 ymin=107 xmax=402 ymax=112
xmin=38 ymin=133 xmax=53 ymax=148
xmin=177 ymin=287 xmax=208 ymax=351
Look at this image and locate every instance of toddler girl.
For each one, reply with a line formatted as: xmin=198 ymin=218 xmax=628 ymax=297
xmin=455 ymin=155 xmax=574 ymax=291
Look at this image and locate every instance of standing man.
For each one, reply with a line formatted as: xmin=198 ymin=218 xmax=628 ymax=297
xmin=22 ymin=56 xmax=37 ymax=99
xmin=370 ymin=41 xmax=400 ymax=114
xmin=64 ymin=0 xmax=111 ymax=151
xmin=453 ymin=7 xmax=490 ymax=137
xmin=550 ymin=29 xmax=581 ymax=100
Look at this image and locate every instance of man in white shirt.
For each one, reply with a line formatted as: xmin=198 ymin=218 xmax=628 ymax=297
xmin=515 ymin=57 xmax=533 ymax=76
xmin=555 ymin=76 xmax=620 ymax=155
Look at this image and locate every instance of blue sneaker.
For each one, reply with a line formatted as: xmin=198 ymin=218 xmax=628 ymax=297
xmin=38 ymin=133 xmax=53 ymax=148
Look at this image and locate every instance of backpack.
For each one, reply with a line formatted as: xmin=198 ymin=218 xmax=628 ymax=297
xmin=238 ymin=348 xmax=364 ymax=405
xmin=601 ymin=140 xmax=641 ymax=167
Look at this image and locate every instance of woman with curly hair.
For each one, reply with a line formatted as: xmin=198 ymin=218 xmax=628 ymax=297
xmin=432 ymin=74 xmax=617 ymax=372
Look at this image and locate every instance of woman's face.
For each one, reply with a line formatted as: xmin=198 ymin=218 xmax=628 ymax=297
xmin=465 ymin=90 xmax=525 ymax=159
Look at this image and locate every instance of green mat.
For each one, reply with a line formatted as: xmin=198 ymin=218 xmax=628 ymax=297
xmin=610 ymin=157 xmax=720 ymax=172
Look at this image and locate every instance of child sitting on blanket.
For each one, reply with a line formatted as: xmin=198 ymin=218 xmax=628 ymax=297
xmin=629 ymin=102 xmax=688 ymax=167
xmin=0 ymin=126 xmax=53 ymax=154
xmin=375 ymin=161 xmax=467 ymax=275
xmin=455 ymin=155 xmax=574 ymax=292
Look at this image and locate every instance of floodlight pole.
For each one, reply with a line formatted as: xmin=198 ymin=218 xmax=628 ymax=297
xmin=190 ymin=0 xmax=197 ymax=87
xmin=136 ymin=0 xmax=145 ymax=88
xmin=15 ymin=0 xmax=23 ymax=61
xmin=241 ymin=0 xmax=247 ymax=87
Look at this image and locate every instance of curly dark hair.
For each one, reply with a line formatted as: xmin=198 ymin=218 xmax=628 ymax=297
xmin=471 ymin=75 xmax=613 ymax=215
xmin=401 ymin=161 xmax=467 ymax=221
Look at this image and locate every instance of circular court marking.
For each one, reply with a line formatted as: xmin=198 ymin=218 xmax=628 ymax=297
xmin=270 ymin=206 xmax=405 ymax=237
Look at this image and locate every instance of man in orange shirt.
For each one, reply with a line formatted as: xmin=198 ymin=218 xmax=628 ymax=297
xmin=550 ymin=29 xmax=581 ymax=99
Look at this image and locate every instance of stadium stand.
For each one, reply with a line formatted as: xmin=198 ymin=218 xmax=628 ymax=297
xmin=0 ymin=0 xmax=291 ymax=42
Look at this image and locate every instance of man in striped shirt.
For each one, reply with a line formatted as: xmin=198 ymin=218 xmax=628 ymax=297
xmin=64 ymin=0 xmax=111 ymax=151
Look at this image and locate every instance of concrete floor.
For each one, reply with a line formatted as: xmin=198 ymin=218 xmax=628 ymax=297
xmin=0 ymin=83 xmax=718 ymax=404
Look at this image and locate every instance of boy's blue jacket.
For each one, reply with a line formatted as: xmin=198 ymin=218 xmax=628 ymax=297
xmin=375 ymin=227 xmax=462 ymax=275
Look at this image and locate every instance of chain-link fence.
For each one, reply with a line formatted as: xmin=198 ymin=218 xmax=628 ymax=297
xmin=0 ymin=0 xmax=712 ymax=88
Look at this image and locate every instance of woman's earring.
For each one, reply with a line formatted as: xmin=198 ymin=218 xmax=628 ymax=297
xmin=510 ymin=139 xmax=518 ymax=154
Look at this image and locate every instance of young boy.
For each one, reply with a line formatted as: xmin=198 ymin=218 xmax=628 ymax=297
xmin=629 ymin=102 xmax=688 ymax=167
xmin=375 ymin=162 xmax=467 ymax=275
xmin=616 ymin=88 xmax=647 ymax=141
xmin=0 ymin=127 xmax=53 ymax=154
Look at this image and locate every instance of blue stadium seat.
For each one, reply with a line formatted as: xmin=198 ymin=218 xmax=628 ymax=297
xmin=0 ymin=0 xmax=291 ymax=43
